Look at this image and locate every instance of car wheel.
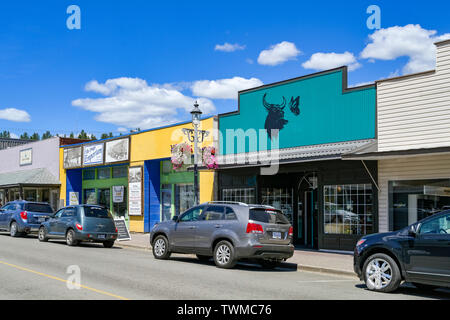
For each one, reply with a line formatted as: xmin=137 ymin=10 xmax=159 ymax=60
xmin=66 ymin=229 xmax=78 ymax=246
xmin=10 ymin=222 xmax=21 ymax=237
xmin=38 ymin=226 xmax=48 ymax=242
xmin=196 ymin=254 xmax=211 ymax=262
xmin=260 ymin=259 xmax=281 ymax=270
xmin=103 ymin=240 xmax=115 ymax=248
xmin=412 ymin=282 xmax=439 ymax=291
xmin=152 ymin=235 xmax=171 ymax=260
xmin=363 ymin=253 xmax=401 ymax=293
xmin=213 ymin=240 xmax=237 ymax=269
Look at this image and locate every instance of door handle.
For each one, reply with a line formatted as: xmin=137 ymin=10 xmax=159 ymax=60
xmin=189 ymin=226 xmax=197 ymax=229
xmin=215 ymin=224 xmax=223 ymax=228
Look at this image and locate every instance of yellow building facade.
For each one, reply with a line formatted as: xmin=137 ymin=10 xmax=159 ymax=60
xmin=60 ymin=117 xmax=217 ymax=233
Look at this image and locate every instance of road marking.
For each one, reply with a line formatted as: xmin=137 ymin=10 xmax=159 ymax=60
xmin=0 ymin=260 xmax=129 ymax=300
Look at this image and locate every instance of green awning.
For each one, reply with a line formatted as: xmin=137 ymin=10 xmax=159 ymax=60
xmin=0 ymin=168 xmax=60 ymax=188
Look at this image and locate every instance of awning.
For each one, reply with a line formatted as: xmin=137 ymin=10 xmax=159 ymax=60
xmin=212 ymin=139 xmax=375 ymax=170
xmin=342 ymin=140 xmax=450 ymax=160
xmin=0 ymin=168 xmax=60 ymax=188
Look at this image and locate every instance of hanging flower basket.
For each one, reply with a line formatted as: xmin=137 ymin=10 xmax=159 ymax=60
xmin=171 ymin=142 xmax=192 ymax=171
xmin=202 ymin=146 xmax=218 ymax=170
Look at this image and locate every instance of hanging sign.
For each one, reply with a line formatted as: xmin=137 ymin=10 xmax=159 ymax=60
xmin=112 ymin=186 xmax=124 ymax=203
xmin=128 ymin=166 xmax=143 ymax=216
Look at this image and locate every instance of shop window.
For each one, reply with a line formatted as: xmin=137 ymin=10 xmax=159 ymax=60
xmin=222 ymin=188 xmax=256 ymax=205
xmin=24 ymin=189 xmax=37 ymax=202
xmin=161 ymin=184 xmax=172 ymax=221
xmin=113 ymin=166 xmax=128 ymax=179
xmin=175 ymin=184 xmax=194 ymax=216
xmin=324 ymin=184 xmax=373 ymax=235
xmin=98 ymin=188 xmax=111 ymax=210
xmin=98 ymin=167 xmax=111 ymax=180
xmin=83 ymin=169 xmax=95 ymax=180
xmin=84 ymin=189 xmax=97 ymax=205
xmin=389 ymin=179 xmax=450 ymax=231
xmin=112 ymin=186 xmax=127 ymax=218
xmin=260 ymin=188 xmax=294 ymax=225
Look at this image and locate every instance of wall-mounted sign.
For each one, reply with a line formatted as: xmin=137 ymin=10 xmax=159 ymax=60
xmin=69 ymin=192 xmax=79 ymax=205
xmin=128 ymin=166 xmax=142 ymax=216
xmin=63 ymin=147 xmax=82 ymax=169
xmin=105 ymin=138 xmax=129 ymax=163
xmin=112 ymin=186 xmax=124 ymax=203
xmin=20 ymin=148 xmax=32 ymax=166
xmin=83 ymin=143 xmax=104 ymax=166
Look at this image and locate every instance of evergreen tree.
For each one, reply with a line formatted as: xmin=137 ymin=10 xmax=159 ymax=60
xmin=69 ymin=132 xmax=74 ymax=138
xmin=42 ymin=131 xmax=52 ymax=140
xmin=30 ymin=133 xmax=40 ymax=140
xmin=101 ymin=133 xmax=109 ymax=139
xmin=20 ymin=132 xmax=30 ymax=140
xmin=77 ymin=130 xmax=89 ymax=139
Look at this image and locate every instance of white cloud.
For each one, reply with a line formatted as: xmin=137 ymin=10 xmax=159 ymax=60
xmin=215 ymin=43 xmax=246 ymax=52
xmin=117 ymin=127 xmax=128 ymax=133
xmin=73 ymin=77 xmax=215 ymax=130
xmin=257 ymin=41 xmax=301 ymax=66
xmin=10 ymin=133 xmax=19 ymax=139
xmin=360 ymin=24 xmax=450 ymax=74
xmin=191 ymin=77 xmax=263 ymax=100
xmin=0 ymin=108 xmax=31 ymax=122
xmin=349 ymin=81 xmax=373 ymax=88
xmin=302 ymin=51 xmax=361 ymax=71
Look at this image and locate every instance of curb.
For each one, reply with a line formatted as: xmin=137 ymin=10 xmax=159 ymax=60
xmin=297 ymin=264 xmax=357 ymax=277
xmin=116 ymin=242 xmax=356 ymax=277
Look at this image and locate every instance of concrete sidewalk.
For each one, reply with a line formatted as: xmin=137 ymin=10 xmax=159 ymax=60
xmin=115 ymin=232 xmax=356 ymax=277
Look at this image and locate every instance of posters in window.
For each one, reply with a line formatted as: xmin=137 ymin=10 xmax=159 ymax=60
xmin=105 ymin=138 xmax=129 ymax=163
xmin=128 ymin=166 xmax=142 ymax=216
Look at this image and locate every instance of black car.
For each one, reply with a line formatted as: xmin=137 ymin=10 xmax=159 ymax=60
xmin=354 ymin=210 xmax=450 ymax=293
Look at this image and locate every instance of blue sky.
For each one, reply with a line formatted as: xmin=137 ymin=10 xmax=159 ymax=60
xmin=0 ymin=0 xmax=449 ymax=138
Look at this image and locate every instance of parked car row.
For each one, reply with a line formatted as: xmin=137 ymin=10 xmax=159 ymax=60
xmin=0 ymin=201 xmax=118 ymax=248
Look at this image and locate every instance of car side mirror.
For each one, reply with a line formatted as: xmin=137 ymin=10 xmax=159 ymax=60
xmin=172 ymin=215 xmax=179 ymax=222
xmin=408 ymin=225 xmax=418 ymax=237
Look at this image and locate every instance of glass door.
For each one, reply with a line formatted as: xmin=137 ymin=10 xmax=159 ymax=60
xmin=161 ymin=185 xmax=172 ymax=221
xmin=98 ymin=188 xmax=111 ymax=211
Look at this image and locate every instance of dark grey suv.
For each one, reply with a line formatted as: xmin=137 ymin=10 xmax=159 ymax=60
xmin=150 ymin=202 xmax=294 ymax=269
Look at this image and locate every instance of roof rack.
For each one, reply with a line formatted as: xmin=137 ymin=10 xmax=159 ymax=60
xmin=204 ymin=201 xmax=248 ymax=206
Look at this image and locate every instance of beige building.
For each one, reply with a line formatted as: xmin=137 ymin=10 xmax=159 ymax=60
xmin=344 ymin=39 xmax=450 ymax=232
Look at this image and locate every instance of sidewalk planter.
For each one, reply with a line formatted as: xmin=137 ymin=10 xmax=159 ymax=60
xmin=60 ymin=117 xmax=217 ymax=233
xmin=217 ymin=67 xmax=378 ymax=251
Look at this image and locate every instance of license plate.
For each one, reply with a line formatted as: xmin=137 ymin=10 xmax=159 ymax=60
xmin=38 ymin=217 xmax=46 ymax=222
xmin=98 ymin=234 xmax=106 ymax=239
xmin=272 ymin=232 xmax=282 ymax=239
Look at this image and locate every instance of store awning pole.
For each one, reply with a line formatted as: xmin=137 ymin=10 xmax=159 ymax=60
xmin=361 ymin=160 xmax=380 ymax=191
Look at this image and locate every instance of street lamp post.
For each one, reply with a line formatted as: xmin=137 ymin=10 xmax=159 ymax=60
xmin=182 ymin=101 xmax=209 ymax=206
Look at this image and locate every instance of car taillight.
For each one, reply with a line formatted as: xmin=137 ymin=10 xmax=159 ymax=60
xmin=20 ymin=211 xmax=28 ymax=222
xmin=76 ymin=223 xmax=83 ymax=231
xmin=288 ymin=226 xmax=293 ymax=237
xmin=115 ymin=227 xmax=118 ymax=233
xmin=246 ymin=222 xmax=264 ymax=234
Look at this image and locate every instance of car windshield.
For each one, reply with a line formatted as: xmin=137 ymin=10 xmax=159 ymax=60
xmin=249 ymin=208 xmax=290 ymax=224
xmin=83 ymin=207 xmax=112 ymax=219
xmin=24 ymin=203 xmax=53 ymax=213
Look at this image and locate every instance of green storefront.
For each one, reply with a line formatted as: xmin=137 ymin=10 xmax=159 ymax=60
xmin=159 ymin=160 xmax=194 ymax=222
xmin=81 ymin=165 xmax=129 ymax=222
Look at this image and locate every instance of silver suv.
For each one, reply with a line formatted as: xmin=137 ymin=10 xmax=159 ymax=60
xmin=150 ymin=201 xmax=294 ymax=269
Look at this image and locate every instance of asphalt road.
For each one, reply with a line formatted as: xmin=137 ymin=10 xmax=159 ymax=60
xmin=0 ymin=232 xmax=448 ymax=300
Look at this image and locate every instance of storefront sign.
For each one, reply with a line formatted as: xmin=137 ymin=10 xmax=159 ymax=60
xmin=112 ymin=186 xmax=124 ymax=203
xmin=128 ymin=166 xmax=142 ymax=216
xmin=63 ymin=147 xmax=82 ymax=169
xmin=105 ymin=138 xmax=129 ymax=163
xmin=20 ymin=148 xmax=32 ymax=166
xmin=83 ymin=143 xmax=104 ymax=166
xmin=69 ymin=192 xmax=79 ymax=205
xmin=114 ymin=217 xmax=131 ymax=241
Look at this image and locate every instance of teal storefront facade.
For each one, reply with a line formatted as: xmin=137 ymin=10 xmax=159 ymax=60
xmin=217 ymin=67 xmax=378 ymax=251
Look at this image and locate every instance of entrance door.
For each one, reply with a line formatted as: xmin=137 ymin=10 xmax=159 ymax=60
xmin=304 ymin=190 xmax=319 ymax=249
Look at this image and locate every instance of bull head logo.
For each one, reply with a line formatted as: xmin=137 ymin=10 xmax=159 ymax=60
xmin=263 ymin=93 xmax=288 ymax=140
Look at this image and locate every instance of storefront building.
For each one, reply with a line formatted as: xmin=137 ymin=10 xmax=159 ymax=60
xmin=60 ymin=117 xmax=216 ymax=232
xmin=217 ymin=67 xmax=378 ymax=251
xmin=344 ymin=39 xmax=450 ymax=232
xmin=0 ymin=137 xmax=84 ymax=210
